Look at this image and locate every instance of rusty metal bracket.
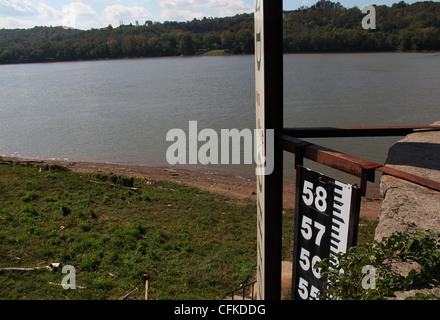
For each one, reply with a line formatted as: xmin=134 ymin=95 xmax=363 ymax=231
xmin=360 ymin=165 xmax=381 ymax=196
xmin=283 ymin=125 xmax=440 ymax=138
xmin=376 ymin=166 xmax=440 ymax=192
xmin=278 ymin=133 xmax=379 ymax=181
xmin=277 ymin=126 xmax=440 ymax=195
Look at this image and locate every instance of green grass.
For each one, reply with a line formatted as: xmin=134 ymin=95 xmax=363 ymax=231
xmin=0 ymin=161 xmax=258 ymax=300
xmin=0 ymin=160 xmax=377 ymax=300
xmin=201 ymin=49 xmax=231 ymax=56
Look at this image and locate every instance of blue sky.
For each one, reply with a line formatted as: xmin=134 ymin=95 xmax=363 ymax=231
xmin=0 ymin=0 xmax=434 ymax=30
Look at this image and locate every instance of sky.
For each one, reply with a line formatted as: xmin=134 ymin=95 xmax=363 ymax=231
xmin=0 ymin=0 xmax=434 ymax=30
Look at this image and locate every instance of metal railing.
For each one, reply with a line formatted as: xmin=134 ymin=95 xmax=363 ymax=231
xmin=278 ymin=125 xmax=440 ymax=196
xmin=221 ymin=281 xmax=257 ymax=300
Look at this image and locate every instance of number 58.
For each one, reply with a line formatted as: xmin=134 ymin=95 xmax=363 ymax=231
xmin=302 ymin=180 xmax=327 ymax=212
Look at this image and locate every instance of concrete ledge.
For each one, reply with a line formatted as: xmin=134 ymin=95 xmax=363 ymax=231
xmin=375 ymin=121 xmax=440 ymax=299
xmin=375 ymin=176 xmax=440 ymax=240
xmin=375 ymin=121 xmax=440 ymax=240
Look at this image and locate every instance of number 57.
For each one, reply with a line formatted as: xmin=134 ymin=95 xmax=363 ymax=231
xmin=301 ymin=216 xmax=326 ymax=246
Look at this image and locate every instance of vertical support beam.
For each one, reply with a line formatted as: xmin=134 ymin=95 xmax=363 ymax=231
xmin=255 ymin=0 xmax=284 ymax=300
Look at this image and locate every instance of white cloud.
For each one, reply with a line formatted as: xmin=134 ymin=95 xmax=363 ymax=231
xmin=0 ymin=1 xmax=102 ymax=29
xmin=63 ymin=2 xmax=97 ymax=17
xmin=158 ymin=0 xmax=253 ymax=21
xmin=0 ymin=0 xmax=254 ymax=29
xmin=158 ymin=0 xmax=249 ymax=11
xmin=159 ymin=8 xmax=205 ymax=21
xmin=104 ymin=4 xmax=153 ymax=25
xmin=160 ymin=0 xmax=210 ymax=8
xmin=209 ymin=0 xmax=253 ymax=16
xmin=0 ymin=1 xmax=61 ymax=28
xmin=37 ymin=3 xmax=62 ymax=21
xmin=61 ymin=2 xmax=97 ymax=29
xmin=0 ymin=0 xmax=37 ymax=16
xmin=0 ymin=16 xmax=36 ymax=28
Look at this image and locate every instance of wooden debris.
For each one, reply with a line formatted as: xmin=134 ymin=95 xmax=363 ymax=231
xmin=0 ymin=267 xmax=41 ymax=273
xmin=118 ymin=287 xmax=138 ymax=300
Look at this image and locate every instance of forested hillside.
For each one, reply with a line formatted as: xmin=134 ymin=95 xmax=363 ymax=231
xmin=283 ymin=0 xmax=440 ymax=52
xmin=0 ymin=1 xmax=439 ymax=64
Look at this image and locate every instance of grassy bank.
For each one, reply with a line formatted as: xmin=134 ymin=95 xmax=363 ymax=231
xmin=0 ymin=159 xmax=376 ymax=300
xmin=201 ymin=50 xmax=231 ymax=56
xmin=0 ymin=160 xmax=260 ymax=300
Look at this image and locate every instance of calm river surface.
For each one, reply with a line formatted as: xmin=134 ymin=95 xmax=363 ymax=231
xmin=1 ymin=53 xmax=439 ymax=180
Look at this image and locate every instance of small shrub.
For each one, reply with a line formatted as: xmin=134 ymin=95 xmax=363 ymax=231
xmin=109 ymin=175 xmax=118 ymax=184
xmin=21 ymin=191 xmax=39 ymax=202
xmin=59 ymin=203 xmax=71 ymax=216
xmin=139 ymin=193 xmax=151 ymax=202
xmin=119 ymin=176 xmax=134 ymax=188
xmin=43 ymin=196 xmax=57 ymax=202
xmin=92 ymin=278 xmax=116 ymax=290
xmin=79 ymin=221 xmax=91 ymax=232
xmin=22 ymin=205 xmax=38 ymax=216
xmin=80 ymin=252 xmax=102 ymax=272
xmin=99 ymin=173 xmax=134 ymax=187
xmin=39 ymin=245 xmax=53 ymax=258
xmin=102 ymin=194 xmax=111 ymax=204
xmin=317 ymin=230 xmax=440 ymax=300
xmin=48 ymin=164 xmax=68 ymax=172
xmin=0 ymin=210 xmax=13 ymax=222
xmin=95 ymin=174 xmax=108 ymax=182
xmin=154 ymin=229 xmax=168 ymax=246
xmin=89 ymin=208 xmax=97 ymax=219
xmin=127 ymin=222 xmax=146 ymax=237
xmin=81 ymin=197 xmax=92 ymax=207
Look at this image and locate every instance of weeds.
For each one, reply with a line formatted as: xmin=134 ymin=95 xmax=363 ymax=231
xmin=0 ymin=163 xmax=257 ymax=300
xmin=0 ymin=162 xmax=379 ymax=300
xmin=317 ymin=230 xmax=440 ymax=300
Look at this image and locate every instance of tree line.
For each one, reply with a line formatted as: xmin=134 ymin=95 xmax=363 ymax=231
xmin=283 ymin=0 xmax=440 ymax=52
xmin=0 ymin=1 xmax=439 ymax=64
xmin=0 ymin=14 xmax=254 ymax=64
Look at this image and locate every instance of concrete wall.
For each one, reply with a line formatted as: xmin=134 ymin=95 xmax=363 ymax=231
xmin=374 ymin=121 xmax=440 ymax=299
xmin=375 ymin=121 xmax=440 ymax=240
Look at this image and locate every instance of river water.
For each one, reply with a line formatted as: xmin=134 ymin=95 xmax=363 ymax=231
xmin=1 ymin=53 xmax=439 ymax=180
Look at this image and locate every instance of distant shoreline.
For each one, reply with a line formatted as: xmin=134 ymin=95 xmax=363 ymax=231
xmin=0 ymin=50 xmax=238 ymax=66
xmin=1 ymin=50 xmax=439 ymax=66
xmin=3 ymin=3 xmax=440 ymax=65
